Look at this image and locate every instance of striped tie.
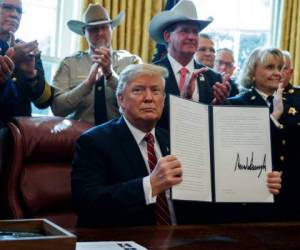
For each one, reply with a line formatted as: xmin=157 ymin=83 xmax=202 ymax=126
xmin=144 ymin=133 xmax=171 ymax=225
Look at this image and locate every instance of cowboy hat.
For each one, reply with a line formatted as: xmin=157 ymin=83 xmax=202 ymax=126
xmin=67 ymin=4 xmax=125 ymax=36
xmin=149 ymin=0 xmax=213 ymax=45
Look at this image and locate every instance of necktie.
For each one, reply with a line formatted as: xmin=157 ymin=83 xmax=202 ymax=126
xmin=179 ymin=67 xmax=187 ymax=94
xmin=94 ymin=75 xmax=108 ymax=125
xmin=267 ymin=95 xmax=274 ymax=113
xmin=144 ymin=133 xmax=171 ymax=225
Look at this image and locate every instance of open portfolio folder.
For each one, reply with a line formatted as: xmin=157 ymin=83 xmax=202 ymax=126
xmin=169 ymin=95 xmax=274 ymax=203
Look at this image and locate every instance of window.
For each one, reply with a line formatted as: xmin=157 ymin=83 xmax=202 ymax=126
xmin=16 ymin=0 xmax=82 ymax=115
xmin=191 ymin=0 xmax=282 ymax=71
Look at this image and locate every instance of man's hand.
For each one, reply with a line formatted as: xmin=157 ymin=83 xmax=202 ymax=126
xmin=181 ymin=68 xmax=208 ymax=99
xmin=0 ymin=48 xmax=15 ymax=85
xmin=266 ymin=171 xmax=282 ymax=195
xmin=272 ymin=82 xmax=284 ymax=120
xmin=10 ymin=32 xmax=39 ymax=64
xmin=211 ymin=74 xmax=231 ymax=104
xmin=9 ymin=33 xmax=40 ymax=78
xmin=84 ymin=62 xmax=101 ymax=87
xmin=150 ymin=155 xmax=182 ymax=196
xmin=92 ymin=47 xmax=112 ymax=78
xmin=19 ymin=56 xmax=37 ymax=79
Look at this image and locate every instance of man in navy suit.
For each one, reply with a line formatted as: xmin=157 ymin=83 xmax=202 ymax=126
xmin=72 ymin=63 xmax=282 ymax=227
xmin=0 ymin=0 xmax=54 ymax=122
xmin=149 ymin=0 xmax=230 ymax=130
xmin=72 ymin=63 xmax=183 ymax=227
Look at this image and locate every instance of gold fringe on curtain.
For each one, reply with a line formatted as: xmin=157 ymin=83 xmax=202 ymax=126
xmin=280 ymin=0 xmax=300 ymax=85
xmin=80 ymin=0 xmax=166 ymax=63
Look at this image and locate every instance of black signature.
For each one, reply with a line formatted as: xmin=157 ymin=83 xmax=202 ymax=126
xmin=234 ymin=152 xmax=266 ymax=178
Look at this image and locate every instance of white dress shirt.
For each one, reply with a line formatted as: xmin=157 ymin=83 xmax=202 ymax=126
xmin=167 ymin=54 xmax=199 ymax=102
xmin=123 ymin=116 xmax=177 ymax=224
xmin=255 ymin=88 xmax=282 ymax=128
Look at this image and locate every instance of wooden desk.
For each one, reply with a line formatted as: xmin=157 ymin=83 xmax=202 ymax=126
xmin=72 ymin=222 xmax=300 ymax=249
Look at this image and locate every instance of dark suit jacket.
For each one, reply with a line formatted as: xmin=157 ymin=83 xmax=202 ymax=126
xmin=154 ymin=57 xmax=222 ymax=130
xmin=228 ymin=78 xmax=239 ymax=97
xmin=0 ymin=39 xmax=53 ymax=122
xmin=72 ymin=116 xmax=237 ymax=227
xmin=72 ymin=117 xmax=166 ymax=227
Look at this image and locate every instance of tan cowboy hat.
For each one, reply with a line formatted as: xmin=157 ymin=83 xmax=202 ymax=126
xmin=67 ymin=4 xmax=125 ymax=36
xmin=149 ymin=0 xmax=213 ymax=45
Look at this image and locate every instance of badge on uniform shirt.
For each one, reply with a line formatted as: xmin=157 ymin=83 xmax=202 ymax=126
xmin=288 ymin=107 xmax=298 ymax=116
xmin=288 ymin=88 xmax=295 ymax=94
xmin=198 ymin=74 xmax=205 ymax=81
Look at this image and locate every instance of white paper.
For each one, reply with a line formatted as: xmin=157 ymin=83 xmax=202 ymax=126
xmin=170 ymin=95 xmax=212 ymax=201
xmin=213 ymin=106 xmax=273 ymax=202
xmin=169 ymin=95 xmax=273 ymax=203
xmin=76 ymin=241 xmax=148 ymax=250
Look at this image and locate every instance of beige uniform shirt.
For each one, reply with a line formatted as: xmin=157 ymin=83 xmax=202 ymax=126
xmin=51 ymin=50 xmax=141 ymax=124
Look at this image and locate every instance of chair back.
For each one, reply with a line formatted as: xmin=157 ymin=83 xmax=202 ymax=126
xmin=0 ymin=116 xmax=92 ymax=228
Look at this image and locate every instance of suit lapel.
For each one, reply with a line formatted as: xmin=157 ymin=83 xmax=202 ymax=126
xmin=194 ymin=61 xmax=213 ymax=103
xmin=247 ymin=89 xmax=268 ymax=106
xmin=155 ymin=128 xmax=170 ymax=157
xmin=157 ymin=57 xmax=180 ymax=96
xmin=115 ymin=117 xmax=148 ymax=177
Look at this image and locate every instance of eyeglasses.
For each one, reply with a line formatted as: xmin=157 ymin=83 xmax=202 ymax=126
xmin=197 ymin=47 xmax=215 ymax=54
xmin=0 ymin=3 xmax=23 ymax=15
xmin=215 ymin=59 xmax=234 ymax=68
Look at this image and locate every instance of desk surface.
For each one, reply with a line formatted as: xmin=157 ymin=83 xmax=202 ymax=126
xmin=72 ymin=222 xmax=300 ymax=250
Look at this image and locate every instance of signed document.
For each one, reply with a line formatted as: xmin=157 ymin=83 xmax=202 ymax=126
xmin=170 ymin=95 xmax=273 ymax=203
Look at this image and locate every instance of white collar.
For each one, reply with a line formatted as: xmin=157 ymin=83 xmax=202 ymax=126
xmin=167 ymin=54 xmax=194 ymax=74
xmin=123 ymin=116 xmax=156 ymax=145
xmin=254 ymin=88 xmax=275 ymax=102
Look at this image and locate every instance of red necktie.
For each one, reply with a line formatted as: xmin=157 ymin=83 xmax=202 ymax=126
xmin=179 ymin=67 xmax=188 ymax=93
xmin=144 ymin=133 xmax=171 ymax=225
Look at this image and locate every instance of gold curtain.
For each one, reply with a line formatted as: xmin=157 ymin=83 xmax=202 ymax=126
xmin=280 ymin=0 xmax=300 ymax=85
xmin=80 ymin=0 xmax=166 ymax=62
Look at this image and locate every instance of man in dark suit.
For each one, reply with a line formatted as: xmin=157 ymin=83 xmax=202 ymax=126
xmin=72 ymin=63 xmax=282 ymax=227
xmin=72 ymin=63 xmax=183 ymax=227
xmin=0 ymin=0 xmax=54 ymax=122
xmin=214 ymin=48 xmax=239 ymax=97
xmin=149 ymin=0 xmax=230 ymax=130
